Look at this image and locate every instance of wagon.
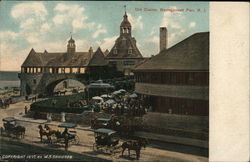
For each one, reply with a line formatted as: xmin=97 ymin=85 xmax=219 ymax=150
xmin=93 ymin=128 xmax=120 ymax=154
xmin=1 ymin=117 xmax=25 ymax=139
xmin=52 ymin=123 xmax=80 ymax=145
xmin=91 ymin=118 xmax=111 ymax=129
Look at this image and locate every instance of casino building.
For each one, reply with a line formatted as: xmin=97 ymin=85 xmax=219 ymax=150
xmin=105 ymin=11 xmax=144 ymax=75
xmin=134 ymin=32 xmax=209 ymax=116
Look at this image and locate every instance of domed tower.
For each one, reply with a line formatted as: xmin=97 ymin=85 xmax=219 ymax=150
xmin=67 ymin=36 xmax=76 ymax=54
xmin=120 ymin=11 xmax=131 ymax=36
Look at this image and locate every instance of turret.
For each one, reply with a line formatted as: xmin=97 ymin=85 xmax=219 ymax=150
xmin=67 ymin=36 xmax=76 ymax=54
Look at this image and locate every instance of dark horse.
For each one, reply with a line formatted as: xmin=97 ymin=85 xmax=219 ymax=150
xmin=4 ymin=123 xmax=25 ymax=138
xmin=121 ymin=138 xmax=148 ymax=160
xmin=38 ymin=125 xmax=56 ymax=143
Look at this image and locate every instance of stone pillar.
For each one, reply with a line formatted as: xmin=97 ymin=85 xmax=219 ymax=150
xmin=47 ymin=113 xmax=52 ymax=122
xmin=61 ymin=112 xmax=66 ymax=122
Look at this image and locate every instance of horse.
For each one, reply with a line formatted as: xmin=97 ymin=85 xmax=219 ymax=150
xmin=14 ymin=125 xmax=26 ymax=138
xmin=38 ymin=125 xmax=56 ymax=143
xmin=3 ymin=98 xmax=11 ymax=108
xmin=4 ymin=123 xmax=25 ymax=139
xmin=44 ymin=124 xmax=57 ymax=134
xmin=121 ymin=138 xmax=148 ymax=160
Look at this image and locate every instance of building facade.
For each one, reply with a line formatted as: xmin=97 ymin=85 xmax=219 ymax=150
xmin=134 ymin=32 xmax=209 ymax=116
xmin=19 ymin=37 xmax=108 ymax=96
xmin=105 ymin=11 xmax=144 ymax=75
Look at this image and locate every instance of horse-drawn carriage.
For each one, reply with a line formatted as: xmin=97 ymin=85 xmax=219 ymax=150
xmin=52 ymin=123 xmax=80 ymax=145
xmin=38 ymin=123 xmax=79 ymax=147
xmin=93 ymin=128 xmax=120 ymax=154
xmin=0 ymin=117 xmax=25 ymax=139
xmin=91 ymin=118 xmax=111 ymax=129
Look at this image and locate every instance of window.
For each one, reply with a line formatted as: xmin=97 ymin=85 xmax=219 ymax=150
xmin=65 ymin=68 xmax=70 ymax=73
xmin=80 ymin=68 xmax=85 ymax=73
xmin=128 ymin=48 xmax=132 ymax=55
xmin=49 ymin=68 xmax=53 ymax=73
xmin=113 ymin=47 xmax=117 ymax=55
xmin=72 ymin=68 xmax=78 ymax=73
xmin=124 ymin=61 xmax=135 ymax=66
xmin=188 ymin=72 xmax=194 ymax=84
xmin=33 ymin=79 xmax=37 ymax=84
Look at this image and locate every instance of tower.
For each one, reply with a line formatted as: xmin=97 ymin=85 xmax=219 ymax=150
xmin=67 ymin=36 xmax=76 ymax=54
xmin=160 ymin=27 xmax=167 ymax=52
xmin=120 ymin=7 xmax=131 ymax=36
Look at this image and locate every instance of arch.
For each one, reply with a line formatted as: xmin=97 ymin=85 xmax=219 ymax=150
xmin=45 ymin=78 xmax=86 ymax=96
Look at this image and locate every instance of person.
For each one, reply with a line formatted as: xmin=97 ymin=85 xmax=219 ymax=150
xmin=62 ymin=128 xmax=74 ymax=139
xmin=24 ymin=106 xmax=28 ymax=114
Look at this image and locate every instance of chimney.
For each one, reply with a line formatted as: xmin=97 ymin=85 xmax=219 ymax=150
xmin=89 ymin=47 xmax=93 ymax=59
xmin=160 ymin=27 xmax=167 ymax=52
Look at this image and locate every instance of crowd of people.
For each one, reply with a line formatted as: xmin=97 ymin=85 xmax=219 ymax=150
xmin=99 ymin=94 xmax=147 ymax=117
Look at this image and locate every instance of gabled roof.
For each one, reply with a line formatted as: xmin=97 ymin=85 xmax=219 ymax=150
xmin=88 ymin=47 xmax=108 ymax=66
xmin=135 ymin=32 xmax=209 ymax=71
xmin=106 ymin=36 xmax=143 ymax=59
xmin=22 ymin=49 xmax=43 ymax=66
xmin=22 ymin=50 xmax=91 ymax=67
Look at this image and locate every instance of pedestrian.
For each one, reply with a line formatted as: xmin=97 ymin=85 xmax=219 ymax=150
xmin=24 ymin=106 xmax=28 ymax=114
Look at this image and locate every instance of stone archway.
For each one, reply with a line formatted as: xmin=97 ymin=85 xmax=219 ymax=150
xmin=45 ymin=78 xmax=86 ymax=96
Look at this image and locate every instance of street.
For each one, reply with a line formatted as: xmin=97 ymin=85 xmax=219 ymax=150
xmin=0 ymin=101 xmax=208 ymax=162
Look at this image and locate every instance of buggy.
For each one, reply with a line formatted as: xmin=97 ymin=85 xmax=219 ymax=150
xmin=52 ymin=123 xmax=80 ymax=145
xmin=0 ymin=117 xmax=25 ymax=138
xmin=93 ymin=128 xmax=120 ymax=154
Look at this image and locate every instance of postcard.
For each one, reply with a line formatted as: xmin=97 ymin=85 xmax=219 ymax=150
xmin=0 ymin=1 xmax=249 ymax=162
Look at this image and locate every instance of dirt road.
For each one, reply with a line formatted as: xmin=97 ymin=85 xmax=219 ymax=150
xmin=0 ymin=101 xmax=208 ymax=162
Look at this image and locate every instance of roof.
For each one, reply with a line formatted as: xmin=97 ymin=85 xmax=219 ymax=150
xmin=2 ymin=117 xmax=16 ymax=122
xmin=88 ymin=47 xmax=108 ymax=66
xmin=106 ymin=36 xmax=143 ymax=59
xmin=97 ymin=118 xmax=111 ymax=122
xmin=135 ymin=32 xmax=209 ymax=71
xmin=106 ymin=12 xmax=143 ymax=59
xmin=58 ymin=123 xmax=77 ymax=128
xmin=120 ymin=13 xmax=131 ymax=27
xmin=94 ymin=128 xmax=116 ymax=135
xmin=22 ymin=50 xmax=91 ymax=67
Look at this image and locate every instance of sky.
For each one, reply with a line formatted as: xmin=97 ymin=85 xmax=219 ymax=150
xmin=0 ymin=1 xmax=209 ymax=71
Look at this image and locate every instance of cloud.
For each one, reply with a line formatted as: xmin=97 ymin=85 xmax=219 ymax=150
xmin=41 ymin=23 xmax=50 ymax=32
xmin=11 ymin=2 xmax=47 ymax=21
xmin=92 ymin=28 xmax=107 ymax=38
xmin=100 ymin=36 xmax=117 ymax=50
xmin=75 ymin=39 xmax=91 ymax=51
xmin=20 ymin=18 xmax=35 ymax=29
xmin=127 ymin=13 xmax=143 ymax=30
xmin=146 ymin=36 xmax=159 ymax=44
xmin=161 ymin=6 xmax=184 ymax=29
xmin=53 ymin=3 xmax=96 ymax=32
xmin=0 ymin=42 xmax=28 ymax=71
xmin=0 ymin=31 xmax=19 ymax=40
xmin=189 ymin=22 xmax=196 ymax=28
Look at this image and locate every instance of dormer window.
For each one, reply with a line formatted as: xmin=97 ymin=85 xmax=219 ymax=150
xmin=128 ymin=47 xmax=132 ymax=55
xmin=128 ymin=49 xmax=132 ymax=55
xmin=113 ymin=47 xmax=117 ymax=55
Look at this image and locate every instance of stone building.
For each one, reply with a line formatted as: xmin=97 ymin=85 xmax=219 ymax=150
xmin=105 ymin=11 xmax=144 ymax=75
xmin=134 ymin=32 xmax=209 ymax=116
xmin=19 ymin=37 xmax=107 ymax=96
